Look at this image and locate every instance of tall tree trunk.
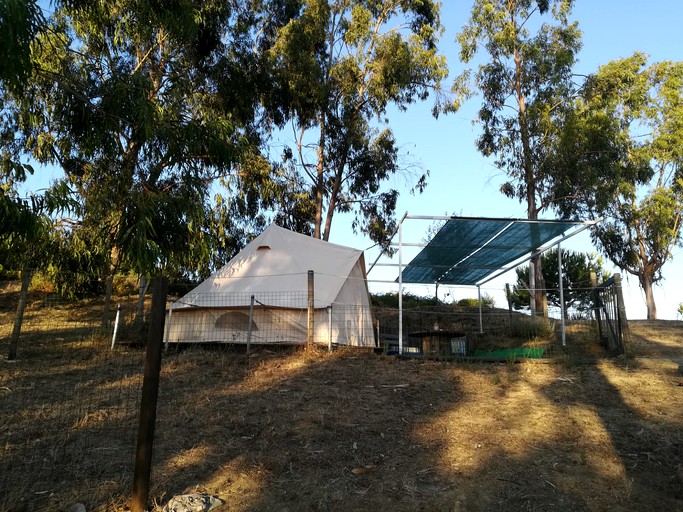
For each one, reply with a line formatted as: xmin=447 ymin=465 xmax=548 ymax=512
xmin=322 ymin=153 xmax=348 ymax=242
xmin=8 ymin=268 xmax=31 ymax=361
xmin=314 ymin=117 xmax=326 ymax=239
xmin=640 ymin=273 xmax=657 ymax=320
xmin=515 ymin=47 xmax=547 ymax=318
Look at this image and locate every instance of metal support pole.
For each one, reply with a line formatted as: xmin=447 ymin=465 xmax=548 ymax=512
xmin=529 ymin=259 xmax=536 ymax=318
xmin=246 ymin=295 xmax=255 ymax=353
xmin=477 ymin=285 xmax=483 ymax=334
xmin=307 ymin=270 xmax=314 ymax=349
xmin=558 ymin=244 xmax=566 ymax=346
xmin=111 ymin=304 xmax=122 ymax=350
xmin=398 ymin=220 xmax=404 ymax=355
xmin=327 ymin=306 xmax=333 ymax=352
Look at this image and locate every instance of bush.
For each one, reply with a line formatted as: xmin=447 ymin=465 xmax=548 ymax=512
xmin=510 ymin=315 xmax=555 ymax=340
xmin=455 ymin=293 xmax=495 ymax=308
xmin=371 ymin=291 xmax=440 ymax=309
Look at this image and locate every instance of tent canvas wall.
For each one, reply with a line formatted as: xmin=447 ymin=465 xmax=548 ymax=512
xmin=165 ymin=224 xmax=375 ymax=347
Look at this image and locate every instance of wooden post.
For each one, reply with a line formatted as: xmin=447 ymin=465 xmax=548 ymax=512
xmin=131 ymin=276 xmax=168 ymax=512
xmin=246 ymin=295 xmax=255 ymax=354
xmin=307 ymin=271 xmax=314 ymax=349
xmin=8 ymin=268 xmax=31 ymax=361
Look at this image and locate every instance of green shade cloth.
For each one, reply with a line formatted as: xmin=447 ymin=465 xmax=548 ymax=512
xmin=400 ymin=217 xmax=586 ymax=286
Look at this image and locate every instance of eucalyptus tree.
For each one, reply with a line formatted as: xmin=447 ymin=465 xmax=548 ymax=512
xmin=0 ymin=0 xmax=44 ymax=91
xmin=456 ymin=0 xmax=582 ymax=316
xmin=4 ymin=1 xmax=276 ymax=287
xmin=550 ymin=54 xmax=683 ymax=319
xmin=264 ymin=0 xmax=450 ymax=246
xmin=1 ymin=0 xmax=46 ymax=260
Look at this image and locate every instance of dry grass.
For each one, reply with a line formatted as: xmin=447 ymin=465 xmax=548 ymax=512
xmin=1 ymin=288 xmax=682 ymax=511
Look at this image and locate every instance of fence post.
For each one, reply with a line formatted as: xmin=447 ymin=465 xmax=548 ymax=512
xmin=307 ymin=270 xmax=314 ymax=349
xmin=111 ymin=305 xmax=122 ymax=350
xmin=8 ymin=268 xmax=31 ymax=361
xmin=246 ymin=295 xmax=255 ymax=354
xmin=131 ymin=276 xmax=168 ymax=512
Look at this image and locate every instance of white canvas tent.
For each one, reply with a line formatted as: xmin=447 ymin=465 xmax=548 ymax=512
xmin=165 ymin=224 xmax=375 ymax=347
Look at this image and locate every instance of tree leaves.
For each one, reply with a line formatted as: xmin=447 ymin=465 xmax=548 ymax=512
xmin=266 ymin=0 xmax=448 ymax=244
xmin=550 ymin=54 xmax=683 ymax=318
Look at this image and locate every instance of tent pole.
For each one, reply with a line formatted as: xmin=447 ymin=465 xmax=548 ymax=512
xmin=558 ymin=244 xmax=566 ymax=346
xmin=398 ymin=218 xmax=404 ymax=355
xmin=477 ymin=285 xmax=483 ymax=334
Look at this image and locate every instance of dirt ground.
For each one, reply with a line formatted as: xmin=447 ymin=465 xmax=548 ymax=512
xmin=140 ymin=321 xmax=683 ymax=512
xmin=2 ymin=310 xmax=682 ymax=511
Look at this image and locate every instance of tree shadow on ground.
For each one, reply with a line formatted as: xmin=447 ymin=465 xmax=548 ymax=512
xmin=145 ymin=345 xmax=683 ymax=512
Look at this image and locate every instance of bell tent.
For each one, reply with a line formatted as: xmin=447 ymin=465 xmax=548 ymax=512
xmin=165 ymin=224 xmax=375 ymax=347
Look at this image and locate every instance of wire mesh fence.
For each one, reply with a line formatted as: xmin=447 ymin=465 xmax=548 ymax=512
xmin=0 ymin=278 xmax=148 ymax=511
xmin=166 ymin=292 xmax=376 ymax=348
xmin=0 ymin=271 xmax=616 ymax=510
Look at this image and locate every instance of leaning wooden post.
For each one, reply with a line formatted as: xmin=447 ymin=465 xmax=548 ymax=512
xmin=8 ymin=268 xmax=31 ymax=361
xmin=307 ymin=270 xmax=314 ymax=350
xmin=131 ymin=276 xmax=168 ymax=512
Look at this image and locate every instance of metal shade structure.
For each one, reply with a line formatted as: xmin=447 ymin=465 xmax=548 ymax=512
xmin=390 ymin=215 xmax=600 ymax=354
xmin=400 ymin=216 xmax=595 ymax=287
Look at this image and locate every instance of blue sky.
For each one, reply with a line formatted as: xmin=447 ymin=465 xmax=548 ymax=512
xmin=18 ymin=1 xmax=683 ymax=319
xmin=327 ymin=1 xmax=683 ymax=320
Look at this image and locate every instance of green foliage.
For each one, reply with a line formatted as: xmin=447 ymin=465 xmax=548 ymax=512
xmin=370 ymin=291 xmax=495 ymax=309
xmin=0 ymin=187 xmax=50 ymax=273
xmin=0 ymin=0 xmax=44 ymax=91
xmin=456 ymin=0 xmax=581 ymax=217
xmin=264 ymin=0 xmax=449 ymax=248
xmin=551 ymin=54 xmax=683 ymax=319
xmin=507 ymin=249 xmax=610 ymax=316
xmin=509 ymin=315 xmax=555 ymax=340
xmin=456 ymin=294 xmax=495 ymax=308
xmin=2 ymin=1 xmax=281 ymax=280
xmin=371 ymin=291 xmax=440 ymax=309
xmin=456 ymin=0 xmax=581 ymax=317
xmin=41 ymin=228 xmax=109 ymax=298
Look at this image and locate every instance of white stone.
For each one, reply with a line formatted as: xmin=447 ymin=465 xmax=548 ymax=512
xmin=162 ymin=494 xmax=224 ymax=512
